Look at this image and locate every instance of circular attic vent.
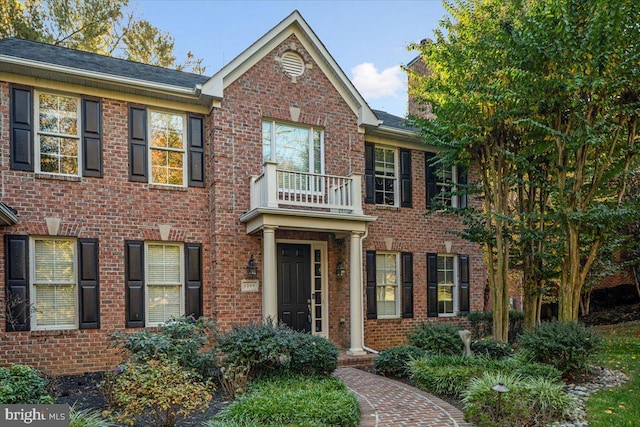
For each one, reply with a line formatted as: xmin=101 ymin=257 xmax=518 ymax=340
xmin=281 ymin=51 xmax=305 ymax=77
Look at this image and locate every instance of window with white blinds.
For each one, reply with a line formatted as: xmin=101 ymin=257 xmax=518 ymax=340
xmin=31 ymin=238 xmax=77 ymax=329
xmin=146 ymin=243 xmax=183 ymax=326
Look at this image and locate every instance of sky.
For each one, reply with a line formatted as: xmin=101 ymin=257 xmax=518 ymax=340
xmin=133 ymin=0 xmax=449 ymax=117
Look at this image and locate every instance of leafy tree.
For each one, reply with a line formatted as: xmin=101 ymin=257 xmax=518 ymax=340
xmin=410 ymin=0 xmax=640 ymax=335
xmin=0 ymin=0 xmax=204 ymax=73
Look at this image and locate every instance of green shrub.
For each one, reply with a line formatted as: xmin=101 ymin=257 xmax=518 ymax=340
xmin=407 ymin=322 xmax=464 ymax=356
xmin=466 ymin=311 xmax=524 ymax=342
xmin=517 ymin=320 xmax=601 ymax=377
xmin=375 ymin=346 xmax=426 ymax=378
xmin=111 ymin=315 xmax=216 ymax=378
xmin=69 ymin=405 xmax=118 ymax=427
xmin=513 ymin=361 xmax=563 ymax=381
xmin=471 ymin=338 xmax=513 ymax=360
xmin=409 ymin=356 xmax=478 ymax=397
xmin=110 ymin=358 xmax=214 ymax=427
xmin=289 ymin=333 xmax=338 ymax=375
xmin=0 ymin=364 xmax=54 ymax=404
xmin=216 ymin=322 xmax=338 ymax=377
xmin=207 ymin=374 xmax=359 ymax=427
xmin=462 ymin=372 xmax=576 ymax=426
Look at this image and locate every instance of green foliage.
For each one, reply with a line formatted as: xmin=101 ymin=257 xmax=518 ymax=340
xmin=0 ymin=364 xmax=54 ymax=404
xmin=207 ymin=374 xmax=359 ymax=427
xmin=407 ymin=322 xmax=464 ymax=356
xmin=409 ymin=356 xmax=478 ymax=397
xmin=111 ymin=315 xmax=216 ymax=378
xmin=219 ymin=362 xmax=251 ymax=399
xmin=216 ymin=322 xmax=338 ymax=377
xmin=289 ymin=333 xmax=338 ymax=375
xmin=518 ymin=320 xmax=601 ymax=377
xmin=110 ymin=358 xmax=214 ymax=427
xmin=0 ymin=0 xmax=204 ymax=72
xmin=471 ymin=338 xmax=513 ymax=360
xmin=462 ymin=372 xmax=576 ymax=427
xmin=466 ymin=311 xmax=524 ymax=342
xmin=69 ymin=405 xmax=118 ymax=427
xmin=375 ymin=345 xmax=427 ymax=378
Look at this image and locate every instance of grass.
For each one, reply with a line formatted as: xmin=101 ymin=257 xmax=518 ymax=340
xmin=205 ymin=373 xmax=360 ymax=427
xmin=587 ymin=321 xmax=640 ymax=426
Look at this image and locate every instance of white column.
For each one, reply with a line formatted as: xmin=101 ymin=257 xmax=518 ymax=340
xmin=262 ymin=226 xmax=278 ymax=322
xmin=348 ymin=231 xmax=366 ymax=355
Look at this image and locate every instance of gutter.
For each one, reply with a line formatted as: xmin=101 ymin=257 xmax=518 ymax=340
xmin=0 ymin=55 xmax=201 ymax=97
xmin=0 ymin=202 xmax=18 ymax=225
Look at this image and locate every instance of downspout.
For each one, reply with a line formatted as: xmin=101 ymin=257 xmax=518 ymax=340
xmin=359 ymin=223 xmax=379 ymax=354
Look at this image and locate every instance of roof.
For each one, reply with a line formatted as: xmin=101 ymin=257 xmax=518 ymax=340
xmin=0 ymin=201 xmax=18 ymax=226
xmin=202 ymin=10 xmax=379 ymax=127
xmin=0 ymin=37 xmax=209 ymax=89
xmin=373 ymin=109 xmax=414 ymax=132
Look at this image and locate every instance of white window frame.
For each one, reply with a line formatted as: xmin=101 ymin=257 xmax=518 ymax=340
xmin=376 ymin=252 xmax=400 ymax=319
xmin=34 ymin=90 xmax=82 ymax=177
xmin=435 ymin=165 xmax=458 ymax=208
xmin=30 ymin=237 xmax=78 ymax=331
xmin=437 ymin=254 xmax=458 ymax=316
xmin=262 ymin=120 xmax=325 ymax=175
xmin=374 ymin=145 xmax=399 ymax=207
xmin=147 ymin=109 xmax=187 ymax=187
xmin=144 ymin=242 xmax=185 ymax=327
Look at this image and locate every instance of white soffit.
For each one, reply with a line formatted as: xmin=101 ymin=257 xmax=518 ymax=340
xmin=201 ymin=10 xmax=379 ymax=127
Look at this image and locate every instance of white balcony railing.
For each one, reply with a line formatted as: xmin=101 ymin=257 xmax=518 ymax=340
xmin=249 ymin=162 xmax=363 ymax=215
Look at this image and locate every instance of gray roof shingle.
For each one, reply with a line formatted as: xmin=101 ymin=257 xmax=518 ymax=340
xmin=372 ymin=109 xmax=414 ymax=132
xmin=0 ymin=37 xmax=209 ymax=89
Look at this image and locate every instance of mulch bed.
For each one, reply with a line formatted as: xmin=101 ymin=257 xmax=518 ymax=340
xmin=54 ymin=371 xmax=231 ymax=426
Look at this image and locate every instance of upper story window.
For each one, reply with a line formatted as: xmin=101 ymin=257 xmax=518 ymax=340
xmin=365 ymin=142 xmax=412 ymax=208
xmin=149 ymin=110 xmax=187 ymax=186
xmin=36 ymin=92 xmax=81 ymax=176
xmin=426 ymin=152 xmax=467 ymax=209
xmin=435 ymin=165 xmax=456 ymax=207
xmin=374 ymin=146 xmax=397 ymax=206
xmin=31 ymin=237 xmax=78 ymax=330
xmin=262 ymin=121 xmax=323 ymax=174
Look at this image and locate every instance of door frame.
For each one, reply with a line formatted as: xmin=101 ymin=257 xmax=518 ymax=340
xmin=276 ymin=239 xmax=328 ymax=338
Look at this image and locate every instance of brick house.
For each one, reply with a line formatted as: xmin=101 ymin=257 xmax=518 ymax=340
xmin=0 ymin=11 xmax=485 ymax=374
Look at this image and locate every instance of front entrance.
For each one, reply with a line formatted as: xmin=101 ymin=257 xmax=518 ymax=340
xmin=277 ymin=243 xmax=311 ymax=332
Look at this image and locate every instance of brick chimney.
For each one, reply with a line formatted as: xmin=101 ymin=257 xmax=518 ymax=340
xmin=407 ymin=38 xmax=434 ymax=119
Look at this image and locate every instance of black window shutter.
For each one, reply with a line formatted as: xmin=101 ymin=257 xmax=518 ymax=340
xmin=400 ymin=149 xmax=412 ymax=208
xmin=457 ymin=166 xmax=468 ymax=209
xmin=10 ymin=85 xmax=34 ymax=171
xmin=125 ymin=241 xmax=145 ymax=327
xmin=365 ymin=250 xmax=377 ymax=319
xmin=459 ymin=254 xmax=470 ymax=315
xmin=364 ymin=143 xmax=375 ymax=204
xmin=427 ymin=252 xmax=438 ymax=317
xmin=129 ymin=106 xmax=148 ymax=182
xmin=5 ymin=235 xmax=30 ymax=331
xmin=188 ymin=114 xmax=205 ymax=188
xmin=78 ymin=238 xmax=100 ymax=329
xmin=82 ymin=97 xmax=103 ymax=178
xmin=185 ymin=243 xmax=203 ymax=318
xmin=401 ymin=252 xmax=413 ymax=318
xmin=425 ymin=152 xmax=437 ymax=209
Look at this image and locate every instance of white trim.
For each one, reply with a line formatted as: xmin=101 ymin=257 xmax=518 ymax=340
xmin=375 ymin=251 xmax=401 ymax=319
xmin=30 ymin=237 xmax=79 ymax=331
xmin=146 ymin=109 xmax=188 ymax=187
xmin=33 ymin=90 xmax=82 ymax=177
xmin=276 ymin=239 xmax=328 ymax=337
xmin=201 ymin=11 xmax=378 ymax=127
xmin=144 ymin=241 xmax=185 ymax=327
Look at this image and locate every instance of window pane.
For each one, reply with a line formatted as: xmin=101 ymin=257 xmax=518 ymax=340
xmin=150 ymin=111 xmax=184 ymax=149
xmin=374 ymin=147 xmax=396 ymax=205
xmin=262 ymin=121 xmax=272 ymax=162
xmin=148 ymin=285 xmax=181 ymax=324
xmin=38 ymin=93 xmax=78 ymax=136
xmin=150 ymin=111 xmax=184 ymax=185
xmin=147 ymin=244 xmax=181 ymax=284
xmin=376 ymin=253 xmax=398 ymax=316
xmin=39 ymin=134 xmax=78 ymax=175
xmin=313 ymin=130 xmax=322 ymax=174
xmin=35 ymin=284 xmax=76 ymax=327
xmin=275 ymin=124 xmax=309 ymax=172
xmin=34 ymin=240 xmax=74 ymax=283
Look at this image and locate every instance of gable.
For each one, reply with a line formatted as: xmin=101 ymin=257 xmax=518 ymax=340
xmin=201 ymin=10 xmax=378 ymax=128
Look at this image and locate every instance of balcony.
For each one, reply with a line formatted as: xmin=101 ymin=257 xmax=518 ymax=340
xmin=249 ymin=162 xmax=363 ymax=215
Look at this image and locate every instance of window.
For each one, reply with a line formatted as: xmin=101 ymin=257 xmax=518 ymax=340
xmin=149 ymin=111 xmax=186 ymax=186
xmin=374 ymin=147 xmax=397 ymax=206
xmin=376 ymin=252 xmax=399 ymax=318
xmin=437 ymin=255 xmax=457 ymax=315
xmin=31 ymin=238 xmax=77 ymax=330
xmin=262 ymin=121 xmax=323 ymax=174
xmin=365 ymin=143 xmax=412 ymax=207
xmin=435 ymin=166 xmax=456 ymax=207
xmin=426 ymin=152 xmax=465 ymax=209
xmin=145 ymin=243 xmax=184 ymax=326
xmin=35 ymin=92 xmax=81 ymax=175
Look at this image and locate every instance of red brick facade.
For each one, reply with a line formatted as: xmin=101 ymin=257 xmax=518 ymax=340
xmin=0 ymin=13 xmax=486 ymax=374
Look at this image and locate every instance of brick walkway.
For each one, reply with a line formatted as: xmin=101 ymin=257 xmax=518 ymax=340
xmin=334 ymin=367 xmax=474 ymax=427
